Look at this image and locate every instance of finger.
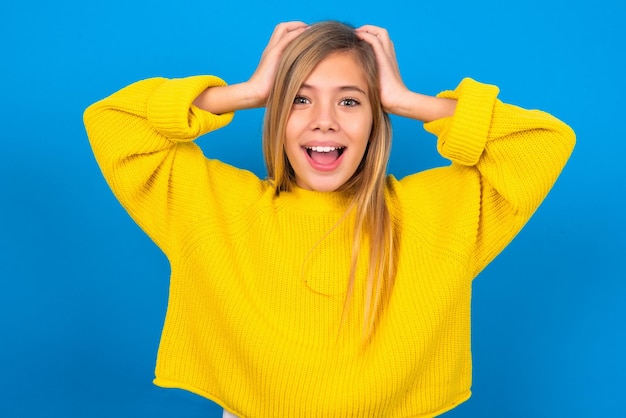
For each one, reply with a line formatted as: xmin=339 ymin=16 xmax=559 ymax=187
xmin=355 ymin=25 xmax=391 ymax=44
xmin=356 ymin=30 xmax=390 ymax=57
xmin=356 ymin=25 xmax=394 ymax=53
xmin=268 ymin=21 xmax=308 ymax=47
xmin=356 ymin=29 xmax=397 ymax=63
xmin=278 ymin=24 xmax=309 ymax=45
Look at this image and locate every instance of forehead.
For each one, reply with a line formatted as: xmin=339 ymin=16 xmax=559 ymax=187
xmin=300 ymin=51 xmax=369 ymax=93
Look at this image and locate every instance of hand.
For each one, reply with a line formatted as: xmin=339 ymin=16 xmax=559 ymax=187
xmin=356 ymin=25 xmax=456 ymax=122
xmin=193 ymin=22 xmax=308 ymax=114
xmin=247 ymin=21 xmax=309 ymax=107
xmin=355 ymin=25 xmax=411 ymax=115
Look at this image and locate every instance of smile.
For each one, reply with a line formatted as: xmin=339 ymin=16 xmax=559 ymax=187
xmin=303 ymin=146 xmax=346 ymax=171
xmin=305 ymin=145 xmax=346 ymax=155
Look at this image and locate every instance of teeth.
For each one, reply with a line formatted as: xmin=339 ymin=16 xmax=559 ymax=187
xmin=306 ymin=146 xmax=344 ymax=153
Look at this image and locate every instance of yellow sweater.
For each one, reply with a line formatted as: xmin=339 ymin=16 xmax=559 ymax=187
xmin=84 ymin=76 xmax=575 ymax=417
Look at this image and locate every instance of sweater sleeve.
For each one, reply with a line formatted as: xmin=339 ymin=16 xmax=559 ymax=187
xmin=420 ymin=78 xmax=576 ymax=277
xmin=84 ymin=76 xmax=262 ymax=257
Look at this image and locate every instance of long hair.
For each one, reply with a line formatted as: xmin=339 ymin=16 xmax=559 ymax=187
xmin=262 ymin=21 xmax=396 ymax=342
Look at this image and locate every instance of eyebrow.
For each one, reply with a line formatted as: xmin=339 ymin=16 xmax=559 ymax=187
xmin=299 ymin=83 xmax=368 ymax=96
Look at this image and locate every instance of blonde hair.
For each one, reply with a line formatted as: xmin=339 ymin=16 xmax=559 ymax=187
xmin=262 ymin=21 xmax=396 ymax=341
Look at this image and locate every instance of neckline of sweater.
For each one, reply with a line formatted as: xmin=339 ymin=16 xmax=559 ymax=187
xmin=275 ymin=185 xmax=354 ymax=213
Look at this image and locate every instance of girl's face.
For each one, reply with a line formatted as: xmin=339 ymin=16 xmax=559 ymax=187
xmin=284 ymin=51 xmax=373 ymax=192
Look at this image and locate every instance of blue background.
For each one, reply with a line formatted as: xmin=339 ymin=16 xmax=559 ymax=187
xmin=1 ymin=0 xmax=624 ymax=417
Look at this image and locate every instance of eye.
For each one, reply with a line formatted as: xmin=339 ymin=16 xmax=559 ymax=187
xmin=340 ymin=98 xmax=360 ymax=107
xmin=293 ymin=95 xmax=310 ymax=105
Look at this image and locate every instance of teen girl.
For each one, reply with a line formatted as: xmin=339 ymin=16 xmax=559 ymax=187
xmin=84 ymin=20 xmax=575 ymax=418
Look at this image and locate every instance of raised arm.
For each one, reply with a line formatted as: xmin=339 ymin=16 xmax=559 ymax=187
xmin=84 ymin=22 xmax=308 ymax=257
xmin=84 ymin=76 xmax=238 ymax=256
xmin=357 ymin=24 xmax=576 ymax=276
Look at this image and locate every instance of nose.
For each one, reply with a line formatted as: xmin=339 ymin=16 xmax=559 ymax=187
xmin=309 ymin=103 xmax=338 ymax=132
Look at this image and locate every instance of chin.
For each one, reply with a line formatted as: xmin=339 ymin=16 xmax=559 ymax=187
xmin=300 ymin=178 xmax=345 ymax=193
xmin=312 ymin=185 xmax=340 ymax=193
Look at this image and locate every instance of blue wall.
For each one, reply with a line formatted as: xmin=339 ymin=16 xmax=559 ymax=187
xmin=1 ymin=0 xmax=624 ymax=416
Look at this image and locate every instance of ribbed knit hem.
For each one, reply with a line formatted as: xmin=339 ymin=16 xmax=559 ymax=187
xmin=147 ymin=75 xmax=234 ymax=140
xmin=424 ymin=391 xmax=472 ymax=417
xmin=153 ymin=377 xmax=471 ymax=418
xmin=425 ymin=78 xmax=499 ymax=166
xmin=154 ymin=377 xmax=241 ymax=416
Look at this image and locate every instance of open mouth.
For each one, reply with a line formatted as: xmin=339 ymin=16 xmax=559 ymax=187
xmin=305 ymin=146 xmax=346 ymax=165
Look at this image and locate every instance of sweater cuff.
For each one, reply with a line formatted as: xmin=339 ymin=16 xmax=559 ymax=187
xmin=424 ymin=78 xmax=499 ymax=166
xmin=147 ymin=75 xmax=234 ymax=141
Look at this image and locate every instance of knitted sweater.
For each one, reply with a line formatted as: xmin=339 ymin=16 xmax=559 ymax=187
xmin=84 ymin=76 xmax=575 ymax=417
